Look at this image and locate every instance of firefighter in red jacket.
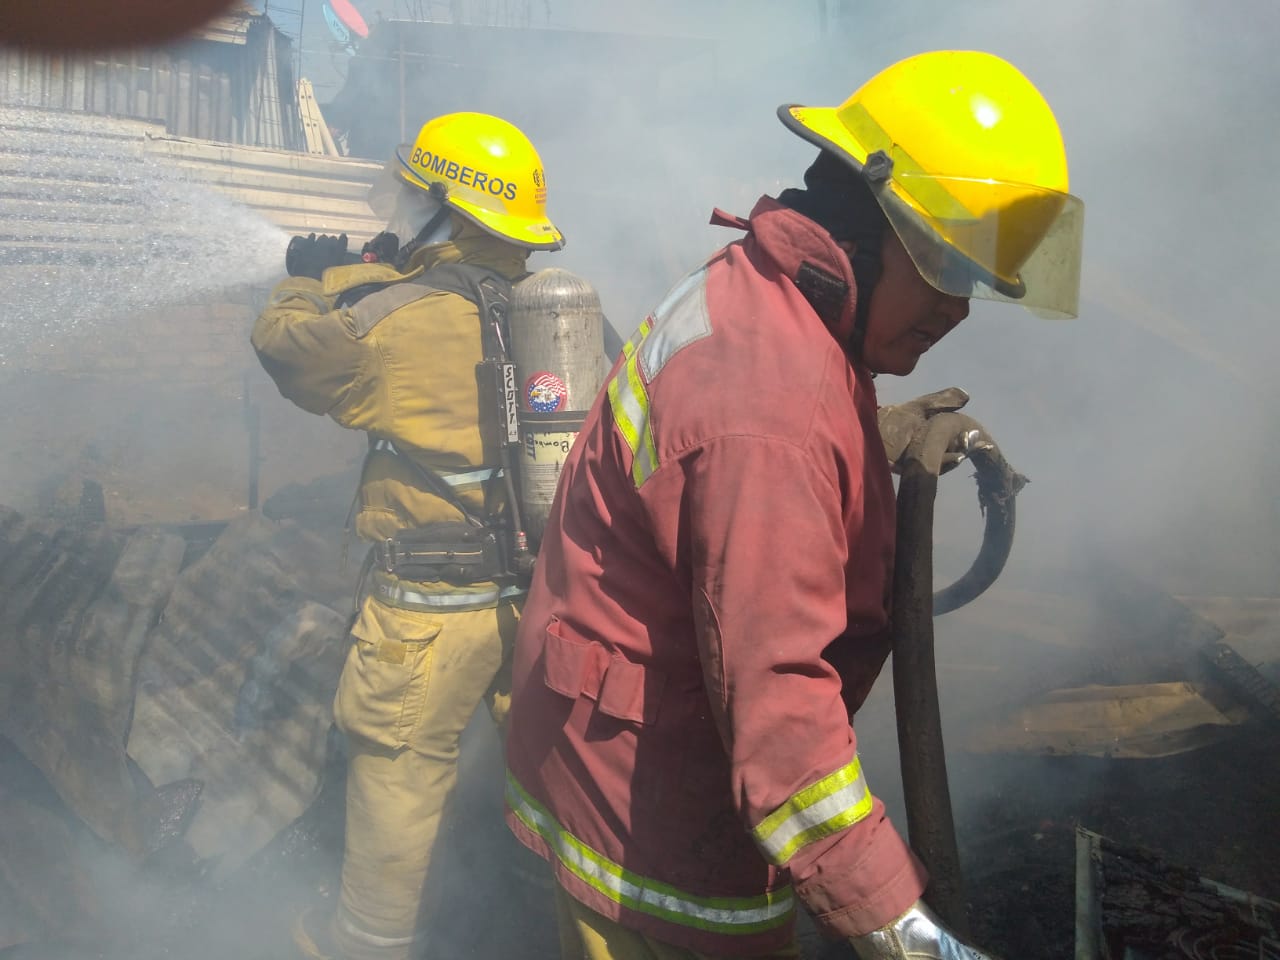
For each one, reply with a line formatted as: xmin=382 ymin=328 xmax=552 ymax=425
xmin=505 ymin=51 xmax=1084 ymax=959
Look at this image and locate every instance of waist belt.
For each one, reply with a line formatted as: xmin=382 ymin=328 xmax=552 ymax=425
xmin=374 ymin=521 xmax=503 ymax=583
xmin=370 ymin=568 xmax=524 ymax=613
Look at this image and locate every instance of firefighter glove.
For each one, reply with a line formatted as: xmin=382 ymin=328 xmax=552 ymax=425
xmin=285 ymin=232 xmax=352 ymax=280
xmin=849 ymin=900 xmax=997 ymax=960
xmin=877 ymin=387 xmax=971 ymax=473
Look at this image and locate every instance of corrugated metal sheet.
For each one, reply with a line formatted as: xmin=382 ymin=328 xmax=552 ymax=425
xmin=149 ymin=133 xmax=384 ymax=242
xmin=0 ymin=12 xmax=303 ymax=151
xmin=0 ymin=107 xmax=383 ymax=265
xmin=0 ymin=47 xmax=236 ymax=142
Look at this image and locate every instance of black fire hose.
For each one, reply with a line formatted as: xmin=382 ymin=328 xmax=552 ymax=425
xmin=890 ymin=412 xmax=1027 ymax=936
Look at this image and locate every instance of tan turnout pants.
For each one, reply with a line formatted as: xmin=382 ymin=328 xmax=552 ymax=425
xmin=555 ymin=887 xmax=801 ymax=960
xmin=330 ymin=590 xmax=519 ymax=960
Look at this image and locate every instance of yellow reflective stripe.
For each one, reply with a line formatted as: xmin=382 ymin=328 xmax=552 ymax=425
xmin=750 ymin=757 xmax=874 ymax=866
xmin=620 ymin=317 xmax=652 ymax=358
xmin=607 ymin=320 xmax=659 ymax=488
xmin=607 ymin=366 xmax=641 ymax=451
xmin=506 ymin=771 xmax=794 ymax=936
xmin=622 ymin=355 xmax=658 ymax=486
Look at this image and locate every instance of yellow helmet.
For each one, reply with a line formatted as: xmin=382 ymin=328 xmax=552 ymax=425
xmin=779 ymin=50 xmax=1084 ymax=318
xmin=396 ymin=112 xmax=564 ymax=250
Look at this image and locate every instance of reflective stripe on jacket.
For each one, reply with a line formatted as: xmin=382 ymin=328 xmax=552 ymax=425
xmin=505 ymin=197 xmax=926 ymax=956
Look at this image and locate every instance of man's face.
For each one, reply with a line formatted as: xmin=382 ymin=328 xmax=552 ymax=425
xmin=858 ymin=230 xmax=971 ymax=376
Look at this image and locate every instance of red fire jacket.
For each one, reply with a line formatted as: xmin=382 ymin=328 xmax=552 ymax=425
xmin=505 ymin=197 xmax=926 ymax=955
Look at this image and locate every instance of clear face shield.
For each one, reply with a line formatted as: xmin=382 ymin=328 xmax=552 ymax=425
xmin=367 ymin=155 xmax=454 ymax=247
xmin=869 ymin=151 xmax=1085 ymax=319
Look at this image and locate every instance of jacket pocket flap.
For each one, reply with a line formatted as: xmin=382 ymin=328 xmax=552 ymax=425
xmin=542 ymin=617 xmax=594 ymax=700
xmin=598 ymin=659 xmax=665 ymax=725
xmin=541 ymin=617 xmax=664 ymax=725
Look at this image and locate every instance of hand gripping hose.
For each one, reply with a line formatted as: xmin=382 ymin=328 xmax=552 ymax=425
xmin=891 ymin=413 xmax=1027 ymax=936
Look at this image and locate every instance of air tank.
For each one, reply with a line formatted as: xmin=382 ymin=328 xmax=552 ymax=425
xmin=508 ymin=267 xmax=606 ymax=547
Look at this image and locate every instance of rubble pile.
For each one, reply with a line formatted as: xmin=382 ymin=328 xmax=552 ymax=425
xmin=0 ymin=500 xmax=351 ymax=952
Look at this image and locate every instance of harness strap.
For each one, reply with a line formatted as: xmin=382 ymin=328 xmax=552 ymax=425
xmin=345 ymin=262 xmax=530 ymax=575
xmin=366 ymin=435 xmax=490 ymax=529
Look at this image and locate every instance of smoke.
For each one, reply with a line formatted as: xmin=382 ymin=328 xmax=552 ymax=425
xmin=3 ymin=0 xmax=1279 ymax=957
xmin=353 ymin=0 xmax=1280 ymax=949
xmin=506 ymin=0 xmax=1280 ymax=597
xmin=336 ymin=0 xmax=1280 ymax=609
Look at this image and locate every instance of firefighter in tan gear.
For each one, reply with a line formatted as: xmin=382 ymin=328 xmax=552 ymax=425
xmin=251 ymin=112 xmax=564 ymax=960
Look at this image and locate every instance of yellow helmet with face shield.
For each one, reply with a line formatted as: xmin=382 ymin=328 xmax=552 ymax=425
xmin=395 ymin=112 xmax=564 ymax=251
xmin=779 ymin=50 xmax=1083 ymax=318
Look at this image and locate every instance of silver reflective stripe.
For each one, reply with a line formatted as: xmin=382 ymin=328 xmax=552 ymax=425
xmin=638 ymin=265 xmax=712 ymax=381
xmin=373 ymin=574 xmax=501 ymax=611
xmin=506 ymin=772 xmax=794 ymax=936
xmin=605 ymin=266 xmax=713 ymax=490
xmin=370 ymin=439 xmax=498 ymax=486
xmin=750 ymin=757 xmax=874 ymax=866
xmin=441 ymin=467 xmax=501 ymax=486
xmin=334 ymin=909 xmax=416 ymax=948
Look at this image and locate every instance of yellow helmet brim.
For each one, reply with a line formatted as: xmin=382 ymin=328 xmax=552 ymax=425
xmin=778 ymin=104 xmax=1083 ymax=318
xmin=448 ymin=196 xmax=566 ymax=251
xmin=780 ymin=103 xmax=874 ymax=173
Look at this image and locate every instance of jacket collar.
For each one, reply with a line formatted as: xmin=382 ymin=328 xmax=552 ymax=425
xmin=321 ymin=225 xmax=528 ymax=300
xmin=407 ymin=222 xmax=528 ymax=280
xmin=716 ymin=196 xmax=860 ymax=347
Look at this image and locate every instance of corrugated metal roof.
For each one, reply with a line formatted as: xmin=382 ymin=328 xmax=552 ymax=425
xmin=147 ymin=131 xmax=384 ymax=242
xmin=0 ymin=107 xmax=383 ymax=265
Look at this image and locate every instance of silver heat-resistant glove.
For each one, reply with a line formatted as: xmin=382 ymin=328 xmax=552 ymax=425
xmin=848 ymin=900 xmax=996 ymax=960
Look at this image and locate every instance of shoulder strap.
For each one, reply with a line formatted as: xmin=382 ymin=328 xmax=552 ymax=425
xmin=355 ymin=264 xmax=520 ymax=529
xmin=414 ymin=262 xmax=511 ymax=302
xmin=367 ymin=436 xmax=489 ymax=529
xmin=340 ymin=263 xmax=516 ymax=341
xmin=414 ymin=263 xmax=515 ymax=360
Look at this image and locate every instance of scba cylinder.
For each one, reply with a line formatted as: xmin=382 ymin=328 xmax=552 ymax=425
xmin=509 ymin=268 xmax=606 ymax=547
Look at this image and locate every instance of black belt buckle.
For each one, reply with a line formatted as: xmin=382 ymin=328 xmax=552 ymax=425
xmin=381 ymin=537 xmax=398 ymax=574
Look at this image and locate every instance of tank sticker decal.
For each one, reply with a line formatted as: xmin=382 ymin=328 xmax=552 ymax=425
xmin=526 ymin=371 xmax=567 ymax=412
